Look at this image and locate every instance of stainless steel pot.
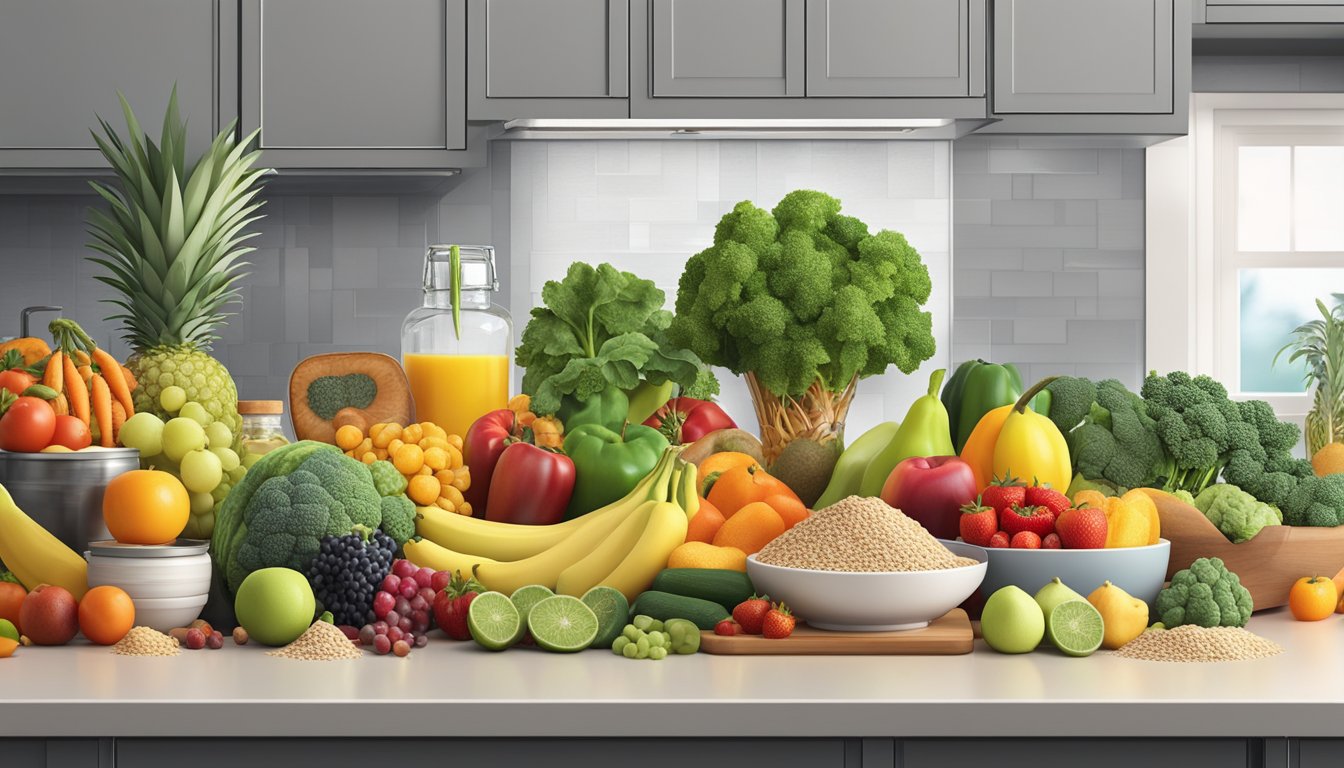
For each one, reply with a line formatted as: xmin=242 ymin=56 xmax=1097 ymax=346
xmin=0 ymin=448 xmax=141 ymax=554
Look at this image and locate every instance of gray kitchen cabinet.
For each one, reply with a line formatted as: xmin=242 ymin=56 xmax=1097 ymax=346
xmin=805 ymin=0 xmax=975 ymax=97
xmin=902 ymin=739 xmax=1252 ymax=768
xmin=651 ymin=0 xmax=804 ymax=97
xmin=0 ymin=0 xmax=234 ymax=170
xmin=241 ymin=0 xmax=473 ymax=169
xmin=3 ymin=739 xmax=112 ymax=768
xmin=1203 ymin=0 xmax=1344 ymax=24
xmin=468 ymin=0 xmax=629 ymax=120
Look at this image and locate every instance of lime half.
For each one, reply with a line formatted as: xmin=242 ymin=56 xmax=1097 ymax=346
xmin=1047 ymin=599 xmax=1104 ymax=657
xmin=468 ymin=591 xmax=523 ymax=651
xmin=527 ymin=595 xmax=599 ymax=653
xmin=581 ymin=586 xmax=630 ymax=649
xmin=510 ymin=584 xmax=555 ymax=625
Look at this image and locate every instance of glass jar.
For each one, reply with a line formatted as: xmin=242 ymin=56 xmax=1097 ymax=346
xmin=238 ymin=400 xmax=289 ymax=468
xmin=401 ymin=245 xmax=514 ymax=440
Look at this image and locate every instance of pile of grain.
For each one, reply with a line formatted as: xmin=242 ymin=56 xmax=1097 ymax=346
xmin=1116 ymin=625 xmax=1284 ymax=662
xmin=756 ymin=495 xmax=979 ymax=572
xmin=113 ymin=627 xmax=180 ymax=656
xmin=267 ymin=621 xmax=363 ymax=661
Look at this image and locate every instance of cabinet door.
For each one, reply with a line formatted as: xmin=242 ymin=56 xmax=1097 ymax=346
xmin=903 ymin=739 xmax=1251 ymax=768
xmin=469 ymin=0 xmax=628 ymax=119
xmin=651 ymin=0 xmax=803 ymax=97
xmin=993 ymin=0 xmax=1173 ymax=114
xmin=805 ymin=0 xmax=971 ymax=97
xmin=0 ymin=0 xmax=233 ymax=170
xmin=241 ymin=0 xmax=467 ymax=168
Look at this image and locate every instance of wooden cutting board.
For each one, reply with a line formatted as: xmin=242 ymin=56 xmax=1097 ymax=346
xmin=699 ymin=609 xmax=973 ymax=655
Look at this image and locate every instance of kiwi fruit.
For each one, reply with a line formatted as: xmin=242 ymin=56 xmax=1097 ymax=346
xmin=768 ymin=438 xmax=839 ymax=508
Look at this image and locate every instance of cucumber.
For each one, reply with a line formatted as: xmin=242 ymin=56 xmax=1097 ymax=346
xmin=629 ymin=590 xmax=729 ymax=630
xmin=651 ymin=568 xmax=754 ymax=610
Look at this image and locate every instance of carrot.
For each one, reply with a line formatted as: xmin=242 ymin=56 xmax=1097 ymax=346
xmin=52 ymin=393 xmax=69 ymax=417
xmin=90 ymin=375 xmax=113 ymax=448
xmin=63 ymin=353 xmax=90 ymax=426
xmin=110 ymin=401 xmax=126 ymax=446
xmin=90 ymin=347 xmax=134 ymax=417
xmin=121 ymin=365 xmax=138 ymax=392
xmin=43 ymin=350 xmax=63 ymax=394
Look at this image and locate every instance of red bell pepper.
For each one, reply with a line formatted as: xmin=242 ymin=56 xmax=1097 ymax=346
xmin=643 ymin=397 xmax=736 ymax=444
xmin=462 ymin=409 xmax=519 ymax=515
xmin=485 ymin=442 xmax=576 ymax=525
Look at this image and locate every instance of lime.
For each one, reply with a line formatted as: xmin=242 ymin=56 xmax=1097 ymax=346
xmin=0 ymin=618 xmax=17 ymax=642
xmin=510 ymin=584 xmax=554 ymax=626
xmin=467 ymin=591 xmax=523 ymax=651
xmin=1046 ymin=599 xmax=1105 ymax=657
xmin=581 ymin=586 xmax=630 ymax=649
xmin=527 ymin=595 xmax=599 ymax=653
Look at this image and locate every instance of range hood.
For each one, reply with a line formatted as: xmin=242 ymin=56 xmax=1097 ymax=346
xmin=500 ymin=118 xmax=994 ymax=141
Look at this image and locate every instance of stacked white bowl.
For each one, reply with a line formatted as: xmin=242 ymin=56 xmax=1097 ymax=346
xmin=85 ymin=540 xmax=211 ymax=631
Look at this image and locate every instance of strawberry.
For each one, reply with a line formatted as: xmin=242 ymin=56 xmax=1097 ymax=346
xmin=732 ymin=595 xmax=772 ymax=635
xmin=1010 ymin=531 xmax=1042 ymax=549
xmin=714 ymin=619 xmax=738 ymax=636
xmin=432 ymin=570 xmax=484 ymax=641
xmin=762 ymin=602 xmax=796 ymax=639
xmin=1042 ymin=532 xmax=1062 ymax=549
xmin=981 ymin=474 xmax=1026 ymax=513
xmin=958 ymin=497 xmax=998 ymax=547
xmin=988 ymin=531 xmax=1010 ymax=548
xmin=1024 ymin=483 xmax=1071 ymax=521
xmin=1000 ymin=504 xmax=1055 ymax=538
xmin=1055 ymin=505 xmax=1109 ymax=549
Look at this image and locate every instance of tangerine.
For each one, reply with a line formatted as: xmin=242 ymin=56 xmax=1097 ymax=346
xmin=103 ymin=469 xmax=190 ymax=545
xmin=78 ymin=585 xmax=135 ymax=645
xmin=0 ymin=581 xmax=25 ymax=633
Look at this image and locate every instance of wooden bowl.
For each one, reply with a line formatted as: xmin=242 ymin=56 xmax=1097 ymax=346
xmin=1149 ymin=490 xmax=1344 ymax=611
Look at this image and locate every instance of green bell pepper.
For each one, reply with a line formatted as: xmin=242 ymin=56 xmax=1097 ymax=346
xmin=624 ymin=379 xmax=675 ymax=425
xmin=556 ymin=388 xmax=631 ymax=433
xmin=562 ymin=422 xmax=670 ymax=519
xmin=941 ymin=359 xmax=1050 ymax=453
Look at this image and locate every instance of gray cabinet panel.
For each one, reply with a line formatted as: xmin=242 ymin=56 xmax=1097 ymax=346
xmin=805 ymin=0 xmax=971 ymax=97
xmin=651 ymin=0 xmax=804 ymax=97
xmin=1 ymin=739 xmax=108 ymax=768
xmin=0 ymin=0 xmax=231 ymax=169
xmin=903 ymin=739 xmax=1250 ymax=768
xmin=242 ymin=0 xmax=469 ymax=168
xmin=993 ymin=0 xmax=1174 ymax=114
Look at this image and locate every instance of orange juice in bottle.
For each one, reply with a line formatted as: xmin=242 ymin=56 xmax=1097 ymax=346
xmin=401 ymin=245 xmax=513 ymax=439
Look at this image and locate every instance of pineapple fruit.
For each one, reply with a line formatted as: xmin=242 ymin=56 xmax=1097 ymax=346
xmin=86 ymin=88 xmax=271 ymax=445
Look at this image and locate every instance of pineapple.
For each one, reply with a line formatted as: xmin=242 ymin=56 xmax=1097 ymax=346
xmin=1277 ymin=294 xmax=1344 ymax=456
xmin=85 ymin=88 xmax=271 ymax=441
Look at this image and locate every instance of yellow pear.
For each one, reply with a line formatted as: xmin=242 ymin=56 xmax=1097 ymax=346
xmin=1087 ymin=581 xmax=1149 ymax=650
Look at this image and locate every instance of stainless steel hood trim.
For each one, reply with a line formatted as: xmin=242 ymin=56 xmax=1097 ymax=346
xmin=500 ymin=118 xmax=996 ymax=140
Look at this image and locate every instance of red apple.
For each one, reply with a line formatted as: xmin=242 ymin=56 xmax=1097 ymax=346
xmin=19 ymin=584 xmax=79 ymax=646
xmin=880 ymin=456 xmax=979 ymax=540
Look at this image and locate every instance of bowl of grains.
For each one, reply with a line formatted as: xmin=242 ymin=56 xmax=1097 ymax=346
xmin=748 ymin=496 xmax=987 ymax=631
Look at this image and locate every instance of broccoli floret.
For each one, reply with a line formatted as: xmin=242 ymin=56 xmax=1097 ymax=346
xmin=1044 ymin=376 xmax=1098 ymax=434
xmin=1172 ymin=489 xmax=1196 ymax=506
xmin=379 ymin=495 xmax=416 ymax=551
xmin=1282 ymin=474 xmax=1344 ymax=527
xmin=1061 ymin=379 xmax=1165 ymax=490
xmin=368 ymin=460 xmax=408 ymax=497
xmin=681 ymin=366 xmax=721 ymax=401
xmin=1193 ymin=483 xmax=1282 ymax=543
xmin=305 ymin=374 xmax=377 ymax=420
xmin=1154 ymin=557 xmax=1253 ymax=628
xmin=1142 ymin=371 xmax=1269 ymax=496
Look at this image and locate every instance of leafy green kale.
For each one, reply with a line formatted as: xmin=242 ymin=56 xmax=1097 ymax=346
xmin=668 ymin=190 xmax=935 ymax=398
xmin=515 ymin=263 xmax=702 ymax=416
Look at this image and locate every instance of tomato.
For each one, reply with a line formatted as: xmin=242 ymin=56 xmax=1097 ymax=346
xmin=1290 ymin=575 xmax=1338 ymax=622
xmin=49 ymin=415 xmax=92 ymax=451
xmin=0 ymin=369 xmax=35 ymax=397
xmin=0 ymin=396 xmax=57 ymax=452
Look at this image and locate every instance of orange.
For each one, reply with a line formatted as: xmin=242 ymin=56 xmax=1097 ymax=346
xmin=1289 ymin=575 xmax=1338 ymax=622
xmin=0 ymin=636 xmax=16 ymax=658
xmin=764 ymin=493 xmax=809 ymax=529
xmin=712 ymin=501 xmax=786 ymax=556
xmin=697 ymin=452 xmax=761 ymax=494
xmin=707 ymin=464 xmax=797 ymax=518
xmin=1312 ymin=442 xmax=1344 ymax=478
xmin=1072 ymin=489 xmax=1109 ymax=511
xmin=407 ymin=474 xmax=442 ymax=506
xmin=103 ymin=469 xmax=190 ymax=545
xmin=0 ymin=582 xmax=25 ymax=633
xmin=78 ymin=585 xmax=135 ymax=645
xmin=685 ymin=498 xmax=726 ymax=544
xmin=667 ymin=542 xmax=747 ymax=572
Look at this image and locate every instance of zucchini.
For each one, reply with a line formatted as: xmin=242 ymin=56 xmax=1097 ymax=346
xmin=651 ymin=568 xmax=754 ymax=610
xmin=629 ymin=590 xmax=729 ymax=630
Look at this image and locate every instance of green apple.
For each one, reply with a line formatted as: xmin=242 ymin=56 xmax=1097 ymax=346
xmin=0 ymin=618 xmax=17 ymax=642
xmin=234 ymin=567 xmax=316 ymax=646
xmin=981 ymin=585 xmax=1045 ymax=654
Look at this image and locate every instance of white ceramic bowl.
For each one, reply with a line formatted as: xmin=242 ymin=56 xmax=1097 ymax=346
xmin=978 ymin=539 xmax=1172 ymax=608
xmin=745 ymin=540 xmax=988 ymax=631
xmin=85 ymin=552 xmax=212 ymax=600
xmin=131 ymin=594 xmax=209 ymax=632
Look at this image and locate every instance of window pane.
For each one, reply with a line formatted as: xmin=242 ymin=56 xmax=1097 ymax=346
xmin=1239 ymin=268 xmax=1344 ymax=393
xmin=1237 ymin=146 xmax=1291 ymax=252
xmin=1293 ymin=146 xmax=1344 ymax=251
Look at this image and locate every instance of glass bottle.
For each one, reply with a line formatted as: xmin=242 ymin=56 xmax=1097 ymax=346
xmin=238 ymin=400 xmax=289 ymax=468
xmin=401 ymin=245 xmax=514 ymax=440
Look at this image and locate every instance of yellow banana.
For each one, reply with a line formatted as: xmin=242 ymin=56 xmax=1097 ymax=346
xmin=402 ymin=537 xmax=498 ymax=575
xmin=597 ymin=500 xmax=689 ymax=601
xmin=555 ymin=500 xmax=656 ymax=597
xmin=676 ymin=459 xmax=700 ymax=522
xmin=0 ymin=483 xmax=88 ymax=599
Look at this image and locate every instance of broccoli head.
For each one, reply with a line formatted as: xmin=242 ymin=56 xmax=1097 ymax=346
xmin=1193 ymin=483 xmax=1281 ymax=543
xmin=1052 ymin=377 xmax=1165 ymax=490
xmin=1154 ymin=557 xmax=1253 ymax=628
xmin=1281 ymin=474 xmax=1344 ymax=527
xmin=379 ymin=495 xmax=416 ymax=551
xmin=669 ymin=190 xmax=935 ymax=398
xmin=368 ymin=460 xmax=408 ymax=497
xmin=305 ymin=373 xmax=377 ymax=420
xmin=1043 ymin=376 xmax=1098 ymax=434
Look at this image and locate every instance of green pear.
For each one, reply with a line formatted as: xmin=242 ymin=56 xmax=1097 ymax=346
xmin=858 ymin=369 xmax=955 ymax=497
xmin=1034 ymin=577 xmax=1085 ymax=623
xmin=981 ymin=585 xmax=1045 ymax=654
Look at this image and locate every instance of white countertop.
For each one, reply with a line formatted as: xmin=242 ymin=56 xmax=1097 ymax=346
xmin=2 ymin=608 xmax=1339 ymax=739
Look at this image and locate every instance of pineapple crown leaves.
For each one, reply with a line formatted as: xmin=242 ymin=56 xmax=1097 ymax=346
xmin=85 ymin=85 xmax=274 ymax=351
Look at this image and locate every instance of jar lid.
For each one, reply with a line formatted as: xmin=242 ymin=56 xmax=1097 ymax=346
xmin=238 ymin=400 xmax=285 ymax=415
xmin=425 ymin=245 xmax=498 ymax=293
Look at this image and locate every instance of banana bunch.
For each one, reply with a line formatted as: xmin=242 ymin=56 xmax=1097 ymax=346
xmin=405 ymin=446 xmax=696 ymax=601
xmin=0 ymin=483 xmax=88 ymax=599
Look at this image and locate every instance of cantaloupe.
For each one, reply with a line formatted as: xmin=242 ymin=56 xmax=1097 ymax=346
xmin=289 ymin=353 xmax=414 ymax=444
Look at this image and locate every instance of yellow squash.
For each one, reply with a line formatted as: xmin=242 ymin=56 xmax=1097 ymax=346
xmin=991 ymin=378 xmax=1072 ymax=493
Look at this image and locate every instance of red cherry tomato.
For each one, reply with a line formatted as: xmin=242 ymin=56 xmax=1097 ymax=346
xmin=0 ymin=369 xmax=35 ymax=397
xmin=0 ymin=396 xmax=57 ymax=452
xmin=49 ymin=415 xmax=92 ymax=451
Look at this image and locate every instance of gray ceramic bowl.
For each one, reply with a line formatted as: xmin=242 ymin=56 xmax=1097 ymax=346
xmin=745 ymin=540 xmax=988 ymax=631
xmin=978 ymin=539 xmax=1171 ymax=608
